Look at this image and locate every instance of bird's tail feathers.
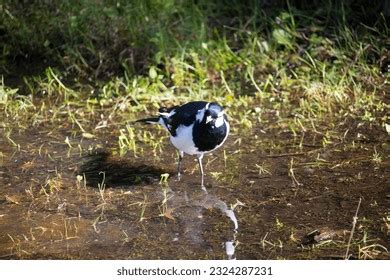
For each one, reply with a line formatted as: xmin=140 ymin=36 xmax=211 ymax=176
xmin=135 ymin=116 xmax=160 ymax=124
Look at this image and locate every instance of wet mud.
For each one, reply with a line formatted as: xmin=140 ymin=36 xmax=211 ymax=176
xmin=0 ymin=116 xmax=389 ymax=259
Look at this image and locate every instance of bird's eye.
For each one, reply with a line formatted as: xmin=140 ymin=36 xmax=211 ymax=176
xmin=206 ymin=110 xmax=217 ymax=118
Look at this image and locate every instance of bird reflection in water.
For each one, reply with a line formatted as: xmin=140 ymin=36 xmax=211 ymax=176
xmin=160 ymin=186 xmax=241 ymax=260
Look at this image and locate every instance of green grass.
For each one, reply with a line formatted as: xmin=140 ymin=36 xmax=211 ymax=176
xmin=1 ymin=1 xmax=388 ymax=133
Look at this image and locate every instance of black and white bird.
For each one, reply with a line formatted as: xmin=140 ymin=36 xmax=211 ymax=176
xmin=136 ymin=101 xmax=229 ymax=190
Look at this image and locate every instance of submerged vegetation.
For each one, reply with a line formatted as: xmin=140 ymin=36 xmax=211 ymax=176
xmin=0 ymin=0 xmax=389 ymax=259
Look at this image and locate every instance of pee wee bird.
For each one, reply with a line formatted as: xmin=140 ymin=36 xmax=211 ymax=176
xmin=136 ymin=101 xmax=229 ymax=190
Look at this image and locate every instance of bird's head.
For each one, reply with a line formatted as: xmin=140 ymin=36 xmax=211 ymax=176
xmin=204 ymin=103 xmax=226 ymax=126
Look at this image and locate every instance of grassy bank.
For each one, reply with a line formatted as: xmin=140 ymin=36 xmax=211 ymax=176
xmin=1 ymin=1 xmax=388 ymax=130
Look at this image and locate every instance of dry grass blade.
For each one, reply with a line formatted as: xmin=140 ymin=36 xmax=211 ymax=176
xmin=345 ymin=197 xmax=362 ymax=260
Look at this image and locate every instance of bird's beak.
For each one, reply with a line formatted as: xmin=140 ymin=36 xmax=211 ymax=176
xmin=206 ymin=115 xmax=213 ymax=124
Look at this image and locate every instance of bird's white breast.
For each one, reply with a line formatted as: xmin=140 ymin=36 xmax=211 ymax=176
xmin=170 ymin=124 xmax=200 ymax=155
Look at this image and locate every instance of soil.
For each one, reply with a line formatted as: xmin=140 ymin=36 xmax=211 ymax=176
xmin=0 ymin=111 xmax=389 ymax=259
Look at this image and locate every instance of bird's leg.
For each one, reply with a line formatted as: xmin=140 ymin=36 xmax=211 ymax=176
xmin=197 ymin=154 xmax=206 ymax=191
xmin=177 ymin=151 xmax=184 ymax=181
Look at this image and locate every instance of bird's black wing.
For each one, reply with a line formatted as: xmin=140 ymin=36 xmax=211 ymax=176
xmin=167 ymin=101 xmax=208 ymax=136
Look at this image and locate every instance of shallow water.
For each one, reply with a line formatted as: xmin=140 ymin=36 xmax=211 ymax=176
xmin=0 ymin=117 xmax=389 ymax=259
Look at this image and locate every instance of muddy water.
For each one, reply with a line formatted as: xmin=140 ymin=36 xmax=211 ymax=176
xmin=0 ymin=117 xmax=389 ymax=259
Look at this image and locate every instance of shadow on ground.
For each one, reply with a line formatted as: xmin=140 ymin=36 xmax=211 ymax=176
xmin=78 ymin=151 xmax=165 ymax=188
